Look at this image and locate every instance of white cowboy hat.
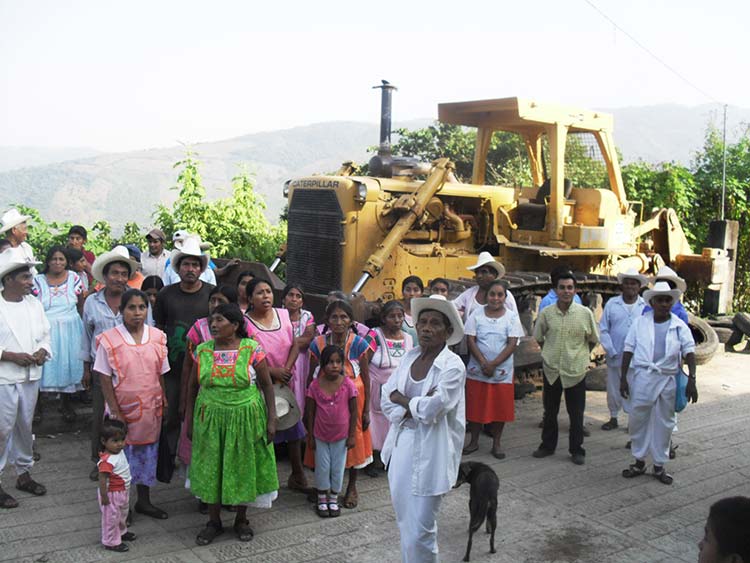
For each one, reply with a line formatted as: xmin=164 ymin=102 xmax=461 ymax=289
xmin=467 ymin=251 xmax=506 ymax=278
xmin=411 ymin=294 xmax=465 ymax=346
xmin=0 ymin=247 xmax=41 ymax=280
xmin=91 ymin=246 xmax=140 ymax=282
xmin=273 ymin=384 xmax=301 ymax=431
xmin=650 ymin=265 xmax=687 ymax=293
xmin=170 ymin=236 xmax=208 ymax=273
xmin=616 ymin=267 xmax=649 ymax=288
xmin=643 ymin=281 xmax=682 ymax=305
xmin=0 ymin=209 xmax=32 ymax=234
xmin=172 ymin=229 xmax=191 ymax=249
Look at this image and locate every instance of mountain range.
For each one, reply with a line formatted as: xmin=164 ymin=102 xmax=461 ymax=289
xmin=1 ymin=103 xmax=748 ymax=231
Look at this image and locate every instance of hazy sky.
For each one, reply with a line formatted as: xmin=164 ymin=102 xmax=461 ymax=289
xmin=1 ymin=0 xmax=747 ymax=152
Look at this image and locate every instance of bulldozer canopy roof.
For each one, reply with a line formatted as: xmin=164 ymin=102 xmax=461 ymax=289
xmin=437 ymin=97 xmax=614 ymax=135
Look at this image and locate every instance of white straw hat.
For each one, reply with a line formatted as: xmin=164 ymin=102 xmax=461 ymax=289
xmin=650 ymin=265 xmax=687 ymax=293
xmin=0 ymin=247 xmax=41 ymax=280
xmin=467 ymin=251 xmax=506 ymax=278
xmin=273 ymin=384 xmax=301 ymax=431
xmin=91 ymin=246 xmax=139 ymax=282
xmin=643 ymin=281 xmax=682 ymax=304
xmin=170 ymin=236 xmax=208 ymax=273
xmin=0 ymin=209 xmax=32 ymax=234
xmin=616 ymin=268 xmax=649 ymax=288
xmin=410 ymin=294 xmax=464 ymax=346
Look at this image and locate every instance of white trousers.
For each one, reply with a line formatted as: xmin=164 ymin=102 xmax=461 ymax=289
xmin=0 ymin=380 xmax=40 ymax=483
xmin=628 ymin=370 xmax=675 ymax=466
xmin=607 ymin=365 xmax=634 ymax=416
xmin=388 ymin=428 xmax=443 ymax=563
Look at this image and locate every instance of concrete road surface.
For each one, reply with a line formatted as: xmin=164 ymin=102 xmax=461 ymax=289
xmin=1 ymin=349 xmax=749 ymax=563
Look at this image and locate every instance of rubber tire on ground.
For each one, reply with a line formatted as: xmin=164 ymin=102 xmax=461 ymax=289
xmin=707 ymin=316 xmax=736 ymax=330
xmin=733 ymin=312 xmax=750 ymax=337
xmin=688 ymin=314 xmax=719 ymax=366
xmin=584 ymin=366 xmax=608 ymax=391
xmin=724 ymin=328 xmax=744 ymax=352
xmin=713 ymin=326 xmax=737 ymax=344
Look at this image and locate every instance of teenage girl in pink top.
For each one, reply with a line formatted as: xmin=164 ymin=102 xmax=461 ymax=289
xmin=305 ymin=345 xmax=357 ymax=518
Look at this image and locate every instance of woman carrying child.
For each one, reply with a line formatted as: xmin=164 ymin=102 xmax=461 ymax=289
xmin=305 ymin=345 xmax=358 ymax=518
xmin=367 ymin=300 xmax=413 ymax=476
xmin=186 ymin=303 xmax=278 ymax=545
xmin=463 ymin=279 xmax=524 ymax=458
xmin=97 ymin=418 xmax=136 ymax=553
xmin=307 ymin=299 xmax=373 ymax=509
xmin=94 ymin=289 xmax=169 ymax=520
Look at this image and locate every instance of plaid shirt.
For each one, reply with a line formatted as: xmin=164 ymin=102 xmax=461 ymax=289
xmin=533 ymin=302 xmax=599 ymax=388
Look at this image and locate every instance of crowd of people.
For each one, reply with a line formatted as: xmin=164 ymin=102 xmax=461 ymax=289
xmin=0 ymin=206 xmax=747 ymax=562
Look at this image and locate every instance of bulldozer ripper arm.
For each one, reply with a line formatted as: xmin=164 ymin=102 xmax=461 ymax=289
xmin=354 ymin=158 xmax=454 ymax=293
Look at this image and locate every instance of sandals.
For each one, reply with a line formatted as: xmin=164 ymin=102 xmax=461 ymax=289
xmin=287 ymin=475 xmax=312 ymax=494
xmin=601 ymin=419 xmax=618 ymax=431
xmin=233 ymin=519 xmax=254 ymax=542
xmin=15 ymin=476 xmax=46 ymax=496
xmin=196 ymin=520 xmax=224 ymax=546
xmin=669 ymin=443 xmax=678 ymax=460
xmin=134 ymin=502 xmax=168 ymax=519
xmin=462 ymin=444 xmax=479 ymax=455
xmin=342 ymin=489 xmax=358 ymax=509
xmin=622 ymin=463 xmax=647 ymax=478
xmin=105 ymin=543 xmax=129 ymax=552
xmin=0 ymin=487 xmax=19 ymax=509
xmin=652 ymin=467 xmax=674 ymax=485
xmin=121 ymin=532 xmax=137 ymax=541
xmin=491 ymin=449 xmax=506 ymax=460
xmin=328 ymin=498 xmax=341 ymax=518
xmin=316 ymin=501 xmax=329 ymax=518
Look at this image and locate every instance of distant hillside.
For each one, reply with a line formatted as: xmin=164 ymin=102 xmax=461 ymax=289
xmin=1 ymin=103 xmax=748 ymax=231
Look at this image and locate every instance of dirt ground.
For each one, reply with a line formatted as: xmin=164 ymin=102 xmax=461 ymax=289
xmin=1 ymin=347 xmax=749 ymax=563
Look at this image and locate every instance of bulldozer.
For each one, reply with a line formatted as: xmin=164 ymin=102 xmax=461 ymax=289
xmin=280 ymin=82 xmax=734 ymax=337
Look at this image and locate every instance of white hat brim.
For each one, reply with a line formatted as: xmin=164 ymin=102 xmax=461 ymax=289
xmin=617 ymin=272 xmax=649 ymax=287
xmin=0 ymin=258 xmax=41 ymax=280
xmin=411 ymin=297 xmax=464 ymax=346
xmin=273 ymin=384 xmax=301 ymax=431
xmin=0 ymin=214 xmax=32 ymax=233
xmin=643 ymin=287 xmax=682 ymax=304
xmin=170 ymin=249 xmax=208 ymax=273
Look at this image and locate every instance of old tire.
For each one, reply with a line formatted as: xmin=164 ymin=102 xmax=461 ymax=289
xmin=688 ymin=314 xmax=719 ymax=365
xmin=733 ymin=312 xmax=750 ymax=337
xmin=713 ymin=326 xmax=736 ymax=344
xmin=707 ymin=316 xmax=736 ymax=330
xmin=585 ymin=366 xmax=608 ymax=391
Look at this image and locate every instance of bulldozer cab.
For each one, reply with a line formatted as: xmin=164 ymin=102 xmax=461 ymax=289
xmin=438 ymin=97 xmax=630 ymax=249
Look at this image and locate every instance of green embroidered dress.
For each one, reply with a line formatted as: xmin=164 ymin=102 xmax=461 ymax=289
xmin=189 ymin=338 xmax=279 ymax=506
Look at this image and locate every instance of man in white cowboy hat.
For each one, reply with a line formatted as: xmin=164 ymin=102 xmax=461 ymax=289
xmin=153 ymin=235 xmax=215 ymax=474
xmin=0 ymin=209 xmax=37 ymax=274
xmin=452 ymin=252 xmax=517 ymax=358
xmin=0 ymin=248 xmax=50 ymax=509
xmin=532 ymin=270 xmax=599 ymax=465
xmin=643 ymin=265 xmax=688 ymax=323
xmin=620 ymin=281 xmax=697 ymax=485
xmin=81 ymin=246 xmax=142 ymax=480
xmin=599 ymin=268 xmax=648 ymax=431
xmin=381 ymin=295 xmax=466 ymax=562
xmin=161 ymin=232 xmax=217 ymax=286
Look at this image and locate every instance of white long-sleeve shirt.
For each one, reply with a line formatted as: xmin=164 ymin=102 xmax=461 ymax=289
xmin=0 ymin=294 xmax=51 ymax=384
xmin=623 ymin=312 xmax=695 ymax=376
xmin=381 ymin=344 xmax=466 ymax=497
xmin=599 ymin=295 xmax=646 ymax=367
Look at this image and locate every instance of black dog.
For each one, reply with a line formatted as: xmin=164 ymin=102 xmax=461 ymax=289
xmin=454 ymin=461 xmax=499 ymax=562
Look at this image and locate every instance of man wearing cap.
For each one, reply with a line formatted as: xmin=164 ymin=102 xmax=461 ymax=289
xmin=0 ymin=248 xmax=50 ymax=509
xmin=0 ymin=209 xmax=37 ymax=273
xmin=81 ymin=246 xmax=142 ymax=480
xmin=142 ymin=228 xmax=170 ymax=278
xmin=154 ymin=236 xmax=214 ymax=473
xmin=381 ymin=295 xmax=466 ymax=562
xmin=620 ymin=281 xmax=697 ymax=485
xmin=598 ymin=269 xmax=647 ymax=431
xmin=532 ymin=270 xmax=599 ymax=465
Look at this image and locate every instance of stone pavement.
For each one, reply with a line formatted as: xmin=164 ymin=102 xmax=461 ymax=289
xmin=2 ymin=349 xmax=749 ymax=563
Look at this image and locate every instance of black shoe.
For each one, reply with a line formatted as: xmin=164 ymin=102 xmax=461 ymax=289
xmin=601 ymin=418 xmax=618 ymax=431
xmin=121 ymin=532 xmax=137 ymax=541
xmin=571 ymin=453 xmax=585 ymax=465
xmin=669 ymin=443 xmax=678 ymax=459
xmin=582 ymin=427 xmax=591 ymax=437
xmin=105 ymin=544 xmax=129 ymax=552
xmin=532 ymin=448 xmax=554 ymax=458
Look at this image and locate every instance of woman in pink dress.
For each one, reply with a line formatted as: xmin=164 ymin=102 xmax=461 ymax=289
xmin=244 ymin=278 xmax=309 ymax=492
xmin=366 ymin=300 xmax=414 ymax=476
xmin=283 ymin=283 xmax=316 ymax=419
